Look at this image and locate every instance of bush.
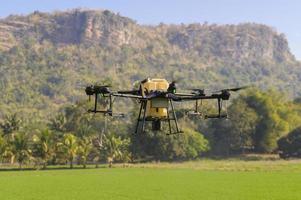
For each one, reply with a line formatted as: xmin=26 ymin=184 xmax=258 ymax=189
xmin=131 ymin=128 xmax=209 ymax=161
xmin=278 ymin=127 xmax=301 ymax=158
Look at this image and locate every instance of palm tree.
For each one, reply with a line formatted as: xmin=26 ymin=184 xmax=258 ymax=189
xmin=76 ymin=124 xmax=93 ymax=138
xmin=48 ymin=113 xmax=66 ymax=133
xmin=1 ymin=131 xmax=16 ymax=164
xmin=2 ymin=141 xmax=14 ymax=164
xmin=77 ymin=137 xmax=93 ymax=168
xmin=0 ymin=135 xmax=5 ymax=162
xmin=11 ymin=133 xmax=31 ymax=169
xmin=32 ymin=129 xmax=54 ymax=169
xmin=103 ymin=134 xmax=130 ymax=167
xmin=91 ymin=135 xmax=103 ymax=169
xmin=0 ymin=113 xmax=21 ymax=135
xmin=60 ymin=133 xmax=78 ymax=169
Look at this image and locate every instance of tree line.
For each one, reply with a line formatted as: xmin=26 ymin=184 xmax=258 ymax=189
xmin=0 ymin=111 xmax=132 ymax=169
xmin=1 ymin=88 xmax=301 ymax=169
xmin=197 ymin=88 xmax=301 ymax=156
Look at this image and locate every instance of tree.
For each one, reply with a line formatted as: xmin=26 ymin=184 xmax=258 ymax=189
xmin=32 ymin=129 xmax=54 ymax=169
xmin=278 ymin=127 xmax=301 ymax=158
xmin=0 ymin=113 xmax=21 ymax=136
xmin=207 ymin=89 xmax=293 ymax=155
xmin=102 ymin=134 xmax=130 ymax=167
xmin=0 ymin=135 xmax=6 ymax=162
xmin=76 ymin=124 xmax=94 ymax=138
xmin=243 ymin=89 xmax=289 ymax=152
xmin=227 ymin=98 xmax=259 ymax=153
xmin=63 ymin=103 xmax=89 ymax=132
xmin=59 ymin=133 xmax=78 ymax=168
xmin=77 ymin=137 xmax=93 ymax=168
xmin=48 ymin=113 xmax=67 ymax=133
xmin=180 ymin=128 xmax=210 ymax=159
xmin=11 ymin=133 xmax=32 ymax=169
xmin=1 ymin=139 xmax=14 ymax=164
xmin=205 ymin=119 xmax=232 ymax=156
xmin=131 ymin=128 xmax=209 ymax=160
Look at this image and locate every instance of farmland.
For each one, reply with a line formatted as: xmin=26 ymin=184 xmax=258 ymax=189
xmin=1 ymin=160 xmax=301 ymax=200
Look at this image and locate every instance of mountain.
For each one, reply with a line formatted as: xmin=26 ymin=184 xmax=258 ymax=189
xmin=0 ymin=9 xmax=300 ymax=121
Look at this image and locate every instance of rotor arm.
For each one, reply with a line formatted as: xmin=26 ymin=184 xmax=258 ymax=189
xmin=116 ymin=90 xmax=140 ymax=95
xmin=169 ymin=94 xmax=223 ymax=101
xmin=112 ymin=93 xmax=144 ymax=99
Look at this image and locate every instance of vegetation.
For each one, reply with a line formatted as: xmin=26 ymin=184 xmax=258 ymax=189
xmin=278 ymin=127 xmax=301 ymax=158
xmin=0 ymin=9 xmax=301 ymax=167
xmin=10 ymin=132 xmax=32 ymax=168
xmin=0 ymin=88 xmax=300 ymax=168
xmin=199 ymin=89 xmax=301 ymax=156
xmin=32 ymin=129 xmax=54 ymax=168
xmin=0 ymin=161 xmax=301 ymax=200
xmin=0 ymin=9 xmax=301 ymax=123
xmin=102 ymin=134 xmax=131 ymax=167
xmin=77 ymin=136 xmax=93 ymax=168
xmin=0 ymin=11 xmax=301 ymax=200
xmin=1 ymin=9 xmax=301 ymax=200
xmin=131 ymin=128 xmax=209 ymax=160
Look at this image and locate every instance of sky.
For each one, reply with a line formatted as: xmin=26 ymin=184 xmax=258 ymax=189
xmin=1 ymin=0 xmax=301 ymax=59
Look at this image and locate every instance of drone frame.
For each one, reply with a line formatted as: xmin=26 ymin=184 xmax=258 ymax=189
xmin=85 ymin=83 xmax=246 ymax=135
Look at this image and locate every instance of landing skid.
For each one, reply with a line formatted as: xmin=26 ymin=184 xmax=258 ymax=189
xmin=135 ymin=99 xmax=182 ymax=135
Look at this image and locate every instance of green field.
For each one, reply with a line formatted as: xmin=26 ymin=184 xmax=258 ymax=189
xmin=1 ymin=160 xmax=301 ymax=200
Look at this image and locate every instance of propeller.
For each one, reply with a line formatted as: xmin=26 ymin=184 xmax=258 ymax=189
xmin=85 ymin=85 xmax=94 ymax=96
xmin=85 ymin=85 xmax=111 ymax=96
xmin=94 ymin=85 xmax=111 ymax=94
xmin=167 ymin=80 xmax=177 ymax=94
xmin=213 ymin=86 xmax=250 ymax=93
xmin=190 ymin=89 xmax=206 ymax=96
xmin=117 ymin=90 xmax=140 ymax=95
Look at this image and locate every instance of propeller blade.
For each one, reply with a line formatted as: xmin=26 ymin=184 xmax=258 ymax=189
xmin=94 ymin=85 xmax=111 ymax=94
xmin=85 ymin=85 xmax=112 ymax=95
xmin=213 ymin=86 xmax=250 ymax=93
xmin=225 ymin=86 xmax=249 ymax=92
xmin=187 ymin=88 xmax=206 ymax=96
xmin=117 ymin=90 xmax=140 ymax=95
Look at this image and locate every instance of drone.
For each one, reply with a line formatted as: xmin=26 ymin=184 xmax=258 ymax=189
xmin=85 ymin=78 xmax=247 ymax=135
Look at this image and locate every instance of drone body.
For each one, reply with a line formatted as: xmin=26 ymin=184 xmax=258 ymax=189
xmin=136 ymin=78 xmax=180 ymax=133
xmin=141 ymin=78 xmax=169 ymax=119
xmin=85 ymin=78 xmax=247 ymax=135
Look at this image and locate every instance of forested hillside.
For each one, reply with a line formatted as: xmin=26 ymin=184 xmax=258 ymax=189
xmin=0 ymin=9 xmax=300 ymax=121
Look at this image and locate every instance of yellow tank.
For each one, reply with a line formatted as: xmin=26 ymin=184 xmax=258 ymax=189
xmin=141 ymin=78 xmax=169 ymax=118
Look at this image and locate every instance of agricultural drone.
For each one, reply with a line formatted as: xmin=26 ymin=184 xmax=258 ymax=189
xmin=85 ymin=78 xmax=247 ymax=135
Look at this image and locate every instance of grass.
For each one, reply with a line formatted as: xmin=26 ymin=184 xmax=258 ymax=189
xmin=124 ymin=159 xmax=301 ymax=172
xmin=1 ymin=159 xmax=301 ymax=200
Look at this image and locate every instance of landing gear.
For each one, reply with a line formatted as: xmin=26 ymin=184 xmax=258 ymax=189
xmin=187 ymin=98 xmax=228 ymax=119
xmin=204 ymin=98 xmax=228 ymax=119
xmin=135 ymin=99 xmax=182 ymax=135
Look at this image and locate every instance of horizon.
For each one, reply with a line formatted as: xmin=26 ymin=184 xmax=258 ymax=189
xmin=0 ymin=0 xmax=301 ymax=60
